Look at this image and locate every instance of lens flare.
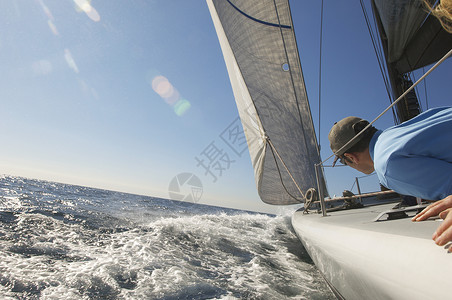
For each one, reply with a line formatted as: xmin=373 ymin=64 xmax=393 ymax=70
xmin=174 ymin=99 xmax=191 ymax=116
xmin=152 ymin=76 xmax=174 ymax=99
xmin=74 ymin=0 xmax=101 ymax=22
xmin=164 ymin=89 xmax=180 ymax=105
xmin=64 ymin=49 xmax=79 ymax=74
xmin=47 ymin=19 xmax=59 ymax=36
xmin=38 ymin=0 xmax=59 ymax=35
xmin=149 ymin=73 xmax=191 ymax=116
xmin=38 ymin=0 xmax=54 ymax=20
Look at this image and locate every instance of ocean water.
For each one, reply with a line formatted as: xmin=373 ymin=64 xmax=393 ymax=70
xmin=0 ymin=176 xmax=334 ymax=299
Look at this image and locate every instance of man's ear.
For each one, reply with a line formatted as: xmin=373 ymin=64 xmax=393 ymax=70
xmin=344 ymin=152 xmax=358 ymax=164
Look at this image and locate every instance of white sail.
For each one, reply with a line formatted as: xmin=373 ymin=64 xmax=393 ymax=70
xmin=207 ymin=0 xmax=326 ymax=205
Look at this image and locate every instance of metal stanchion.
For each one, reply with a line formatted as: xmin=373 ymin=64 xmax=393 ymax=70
xmin=355 ymin=177 xmax=362 ymax=203
xmin=315 ymin=163 xmax=327 ymax=216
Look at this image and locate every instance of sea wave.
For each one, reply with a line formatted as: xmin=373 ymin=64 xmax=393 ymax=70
xmin=0 ymin=176 xmax=334 ymax=299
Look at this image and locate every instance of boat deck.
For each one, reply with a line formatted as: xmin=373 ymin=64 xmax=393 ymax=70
xmin=292 ymin=202 xmax=451 ymax=300
xmin=298 ymin=202 xmax=440 ymax=239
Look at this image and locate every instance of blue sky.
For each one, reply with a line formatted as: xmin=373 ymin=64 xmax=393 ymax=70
xmin=0 ymin=1 xmax=450 ymax=214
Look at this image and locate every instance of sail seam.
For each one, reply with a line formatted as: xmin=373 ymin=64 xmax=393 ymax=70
xmin=211 ymin=0 xmax=269 ymax=137
xmin=225 ymin=0 xmax=291 ymax=29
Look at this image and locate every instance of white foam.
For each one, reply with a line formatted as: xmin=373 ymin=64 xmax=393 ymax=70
xmin=0 ymin=207 xmax=332 ymax=299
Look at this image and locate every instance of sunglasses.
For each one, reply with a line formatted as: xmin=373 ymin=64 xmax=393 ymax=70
xmin=332 ymin=155 xmax=350 ymax=166
xmin=333 ymin=155 xmax=349 ymax=167
xmin=339 ymin=156 xmax=348 ymax=165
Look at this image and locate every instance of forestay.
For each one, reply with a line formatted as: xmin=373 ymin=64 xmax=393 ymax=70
xmin=207 ymin=0 xmax=326 ymax=205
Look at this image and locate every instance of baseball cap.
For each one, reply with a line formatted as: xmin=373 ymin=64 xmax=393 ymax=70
xmin=328 ymin=116 xmax=370 ymax=166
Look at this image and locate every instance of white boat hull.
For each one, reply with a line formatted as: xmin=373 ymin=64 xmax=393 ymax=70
xmin=291 ymin=203 xmax=451 ymax=299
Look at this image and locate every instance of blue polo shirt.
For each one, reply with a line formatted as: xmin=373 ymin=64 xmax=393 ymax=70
xmin=369 ymin=107 xmax=452 ymax=200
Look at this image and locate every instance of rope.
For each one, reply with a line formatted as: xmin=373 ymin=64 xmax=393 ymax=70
xmin=303 ymin=188 xmax=317 ymax=213
xmin=320 ymin=48 xmax=452 ymax=166
xmin=267 ymin=140 xmax=305 ymax=202
xmin=423 ymin=67 xmax=429 ymax=110
xmin=320 ymin=190 xmax=397 ymax=202
xmin=266 ymin=137 xmax=306 ymax=201
xmin=268 ymin=0 xmax=321 ymax=203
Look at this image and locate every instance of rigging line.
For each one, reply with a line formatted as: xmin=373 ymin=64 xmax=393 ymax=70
xmin=357 ymin=172 xmax=376 ymax=179
xmin=363 ymin=0 xmax=398 ymax=123
xmin=360 ymin=1 xmax=386 ymax=86
xmin=371 ymin=9 xmax=387 ymax=78
xmin=319 ymin=48 xmax=452 ymax=166
xmin=349 ymin=173 xmax=376 ymax=192
xmin=272 ymin=0 xmax=319 ymax=168
xmin=360 ymin=0 xmax=392 ymax=94
xmin=266 ymin=137 xmax=305 ymax=202
xmin=273 ymin=0 xmax=312 ymax=147
xmin=423 ymin=67 xmax=429 ymax=110
xmin=323 ymin=164 xmax=347 ymax=168
xmin=349 ymin=181 xmax=356 ymax=192
xmin=267 ymin=140 xmax=305 ymax=203
xmin=360 ymin=1 xmax=384 ymax=81
xmin=407 ymin=72 xmax=423 ymax=112
xmin=318 ymin=0 xmax=324 ymax=148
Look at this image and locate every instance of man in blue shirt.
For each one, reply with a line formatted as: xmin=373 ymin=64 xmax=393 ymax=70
xmin=328 ymin=106 xmax=452 ymax=250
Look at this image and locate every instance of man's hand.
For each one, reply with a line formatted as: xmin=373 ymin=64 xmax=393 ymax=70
xmin=412 ymin=195 xmax=452 ymax=250
xmin=432 ymin=208 xmax=452 ymax=248
xmin=412 ymin=195 xmax=452 ymax=221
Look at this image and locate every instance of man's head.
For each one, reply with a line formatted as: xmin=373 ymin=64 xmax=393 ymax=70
xmin=328 ymin=116 xmax=377 ymax=174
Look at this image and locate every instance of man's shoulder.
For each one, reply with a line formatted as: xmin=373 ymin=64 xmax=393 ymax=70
xmin=373 ymin=128 xmax=408 ymax=165
xmin=377 ymin=106 xmax=452 ymax=145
